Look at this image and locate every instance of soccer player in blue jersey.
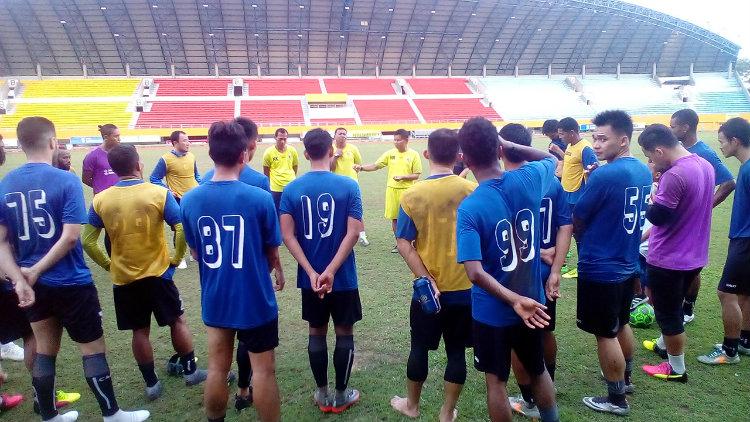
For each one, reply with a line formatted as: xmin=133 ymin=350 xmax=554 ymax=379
xmin=203 ymin=117 xmax=270 ymax=192
xmin=181 ymin=121 xmax=285 ymax=422
xmin=574 ymin=110 xmax=651 ymax=415
xmin=498 ymin=124 xmax=572 ymax=420
xmin=280 ymin=128 xmax=364 ymax=414
xmin=670 ymin=109 xmax=737 ymax=324
xmin=456 ymin=117 xmax=560 ymax=422
xmin=0 ymin=117 xmax=149 ymax=422
xmin=698 ymin=117 xmax=750 ymax=364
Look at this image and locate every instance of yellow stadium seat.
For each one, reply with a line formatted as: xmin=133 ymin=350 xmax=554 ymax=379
xmin=20 ymin=79 xmax=138 ymax=98
xmin=0 ymin=103 xmax=132 ymax=133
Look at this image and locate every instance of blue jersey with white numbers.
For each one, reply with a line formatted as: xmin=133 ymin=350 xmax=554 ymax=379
xmin=0 ymin=163 xmax=92 ymax=287
xmin=279 ymin=171 xmax=363 ymax=291
xmin=687 ymin=141 xmax=734 ymax=186
xmin=181 ymin=181 xmax=280 ymax=329
xmin=573 ymin=157 xmax=651 ymax=283
xmin=202 ymin=166 xmax=271 ymax=192
xmin=457 ymin=158 xmax=555 ymax=327
xmin=540 ymin=179 xmax=572 ymax=281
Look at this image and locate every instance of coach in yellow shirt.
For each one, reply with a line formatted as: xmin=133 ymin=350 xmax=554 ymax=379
xmin=355 ymin=129 xmax=422 ymax=252
xmin=263 ymin=127 xmax=299 ymax=210
xmin=330 ymin=127 xmax=370 ymax=246
xmin=556 ymin=117 xmax=598 ymax=205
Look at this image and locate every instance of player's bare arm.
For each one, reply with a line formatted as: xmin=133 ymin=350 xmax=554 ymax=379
xmin=263 ymin=166 xmax=271 ymax=177
xmin=280 ymin=214 xmax=319 ymax=291
xmin=265 ymin=246 xmax=285 ymax=292
xmin=393 ymin=173 xmax=421 ymax=182
xmin=713 ymin=179 xmax=735 ymax=208
xmin=500 ymin=138 xmax=558 ymax=165
xmin=81 ymin=169 xmax=94 ymax=188
xmin=318 ymin=216 xmax=363 ymax=295
xmin=20 ymin=223 xmax=82 ymax=286
xmin=396 ymin=237 xmax=439 ymax=298
xmin=353 ymin=163 xmax=382 ymax=172
xmin=547 ymin=224 xmax=573 ymax=301
xmin=0 ymin=224 xmax=34 ymax=307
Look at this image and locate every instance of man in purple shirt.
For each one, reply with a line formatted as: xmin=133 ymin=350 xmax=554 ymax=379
xmin=637 ymin=124 xmax=714 ymax=383
xmin=82 ymin=124 xmax=121 ymax=195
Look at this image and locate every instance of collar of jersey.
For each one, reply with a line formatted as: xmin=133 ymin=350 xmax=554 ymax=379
xmin=427 ymin=174 xmax=451 ymax=180
xmin=115 ymin=179 xmax=144 ymax=187
xmin=171 ymin=150 xmax=187 ymax=157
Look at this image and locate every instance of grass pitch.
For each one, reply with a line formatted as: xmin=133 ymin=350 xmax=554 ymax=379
xmin=1 ymin=132 xmax=749 ymax=421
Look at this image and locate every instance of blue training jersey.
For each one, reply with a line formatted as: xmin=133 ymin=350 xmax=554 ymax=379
xmin=574 ymin=157 xmax=651 ymax=283
xmin=279 ymin=171 xmax=363 ymax=291
xmin=687 ymin=141 xmax=734 ymax=186
xmin=457 ymin=158 xmax=555 ymax=327
xmin=730 ymin=160 xmax=750 ymax=239
xmin=181 ymin=181 xmax=280 ymax=329
xmin=0 ymin=163 xmax=92 ymax=287
xmin=202 ymin=166 xmax=271 ymax=192
xmin=540 ymin=179 xmax=572 ymax=282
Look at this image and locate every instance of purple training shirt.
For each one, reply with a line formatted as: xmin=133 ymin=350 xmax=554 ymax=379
xmin=82 ymin=146 xmax=119 ymax=194
xmin=647 ymin=154 xmax=714 ymax=271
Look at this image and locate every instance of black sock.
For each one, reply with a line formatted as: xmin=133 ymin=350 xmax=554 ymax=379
xmin=333 ymin=335 xmax=354 ymax=392
xmin=683 ymin=296 xmax=696 ymax=316
xmin=180 ymin=350 xmax=197 ymax=376
xmin=740 ymin=330 xmax=750 ymax=348
xmin=518 ymin=383 xmax=535 ymax=406
xmin=624 ymin=359 xmax=633 ymax=385
xmin=545 ymin=361 xmax=556 ymax=382
xmin=723 ymin=337 xmax=739 ymax=357
xmin=83 ymin=353 xmax=120 ymax=417
xmin=308 ymin=335 xmax=328 ymax=388
xmin=236 ymin=341 xmax=252 ymax=390
xmin=138 ymin=361 xmax=159 ymax=387
xmin=207 ymin=416 xmax=225 ymax=422
xmin=606 ymin=380 xmax=627 ymax=406
xmin=32 ymin=354 xmax=57 ymax=420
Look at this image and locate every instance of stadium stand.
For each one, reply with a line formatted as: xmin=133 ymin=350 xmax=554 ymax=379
xmin=0 ymin=102 xmax=131 ymax=131
xmin=240 ymin=100 xmax=305 ymax=125
xmin=19 ymin=79 xmax=139 ymax=98
xmin=153 ymin=79 xmax=231 ymax=97
xmin=580 ymin=74 xmax=687 ymax=116
xmin=323 ymin=78 xmax=397 ymax=95
xmin=691 ymin=73 xmax=750 ymax=113
xmin=481 ymin=76 xmax=593 ymax=120
xmin=406 ymin=78 xmax=473 ymax=95
xmin=246 ymin=79 xmax=321 ymax=96
xmin=309 ymin=118 xmax=357 ymax=126
xmin=135 ymin=101 xmax=234 ymax=128
xmin=413 ymin=99 xmax=500 ymax=122
xmin=353 ymin=100 xmax=420 ymax=124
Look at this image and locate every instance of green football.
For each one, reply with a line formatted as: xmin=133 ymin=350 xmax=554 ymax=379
xmin=630 ymin=303 xmax=656 ymax=328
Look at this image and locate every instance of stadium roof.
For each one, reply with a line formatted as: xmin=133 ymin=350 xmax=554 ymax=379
xmin=0 ymin=0 xmax=740 ymax=78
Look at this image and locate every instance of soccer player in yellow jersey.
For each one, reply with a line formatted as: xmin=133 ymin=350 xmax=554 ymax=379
xmin=82 ymin=144 xmax=207 ymax=402
xmin=150 ymin=130 xmax=201 ymax=269
xmin=263 ymin=128 xmax=299 ymax=211
xmin=390 ymin=128 xmax=476 ymax=422
xmin=354 ymin=129 xmax=422 ymax=252
xmin=556 ymin=117 xmax=598 ymax=206
xmin=330 ymin=127 xmax=369 ymax=246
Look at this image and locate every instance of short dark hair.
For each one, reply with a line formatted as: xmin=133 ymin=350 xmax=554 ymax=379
xmin=394 ymin=129 xmax=410 ymax=139
xmin=208 ymin=121 xmax=248 ymax=167
xmin=638 ymin=124 xmax=679 ymax=151
xmin=592 ymin=110 xmax=633 ymax=140
xmin=334 ymin=127 xmax=347 ymax=135
xmin=98 ymin=123 xmax=118 ymax=138
xmin=107 ymin=144 xmax=139 ymax=177
xmin=303 ymin=128 xmax=333 ymax=160
xmin=558 ymin=117 xmax=579 ymax=133
xmin=671 ymin=109 xmax=699 ymax=132
xmin=499 ymin=123 xmax=532 ymax=163
xmin=17 ymin=116 xmax=55 ymax=152
xmin=234 ymin=117 xmax=258 ymax=142
xmin=274 ymin=128 xmax=288 ymax=138
xmin=169 ymin=130 xmax=185 ymax=144
xmin=719 ymin=117 xmax=750 ymax=147
xmin=427 ymin=128 xmax=459 ymax=166
xmin=458 ymin=117 xmax=498 ymax=169
xmin=542 ymin=119 xmax=559 ymax=135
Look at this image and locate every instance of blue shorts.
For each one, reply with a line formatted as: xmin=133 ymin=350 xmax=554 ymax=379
xmin=638 ymin=254 xmax=649 ymax=287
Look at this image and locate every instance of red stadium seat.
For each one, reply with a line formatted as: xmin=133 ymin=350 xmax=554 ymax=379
xmin=135 ymin=101 xmax=234 ymax=127
xmin=323 ymin=79 xmax=397 ymax=95
xmin=406 ymin=78 xmax=472 ymax=94
xmin=413 ymin=99 xmax=500 ymax=122
xmin=240 ymin=100 xmax=305 ymax=125
xmin=153 ymin=79 xmax=231 ymax=96
xmin=245 ymin=79 xmax=321 ymax=96
xmin=353 ymin=100 xmax=420 ymax=124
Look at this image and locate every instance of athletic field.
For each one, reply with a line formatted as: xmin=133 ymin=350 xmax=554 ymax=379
xmin=1 ymin=132 xmax=748 ymax=421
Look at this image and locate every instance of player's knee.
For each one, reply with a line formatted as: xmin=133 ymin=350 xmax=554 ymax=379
xmin=443 ymin=348 xmax=466 ymax=385
xmin=308 ymin=334 xmax=327 ymax=353
xmin=406 ymin=346 xmax=429 ymax=382
xmin=334 ymin=334 xmax=354 ymax=350
xmin=718 ymin=290 xmax=737 ymax=305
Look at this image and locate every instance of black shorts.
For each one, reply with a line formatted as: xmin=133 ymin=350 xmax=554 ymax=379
xmin=24 ymin=282 xmax=103 ymax=344
xmin=236 ymin=318 xmax=279 ymax=354
xmin=410 ymin=300 xmax=472 ymax=351
xmin=543 ymin=298 xmax=557 ymax=332
xmin=648 ymin=265 xmax=702 ymax=336
xmin=577 ymin=276 xmax=635 ymax=338
xmin=719 ymin=238 xmax=750 ymax=296
xmin=0 ymin=286 xmax=32 ymax=344
xmin=301 ymin=289 xmax=362 ymax=328
xmin=113 ymin=277 xmax=184 ymax=331
xmin=472 ymin=321 xmax=546 ymax=382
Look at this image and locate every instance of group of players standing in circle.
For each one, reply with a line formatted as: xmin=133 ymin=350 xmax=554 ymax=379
xmin=0 ymin=107 xmax=749 ymax=422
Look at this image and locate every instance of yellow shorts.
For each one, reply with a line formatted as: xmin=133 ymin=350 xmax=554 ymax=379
xmin=384 ymin=187 xmax=407 ymax=220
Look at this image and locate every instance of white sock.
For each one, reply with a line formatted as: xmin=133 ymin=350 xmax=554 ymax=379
xmin=359 ymin=231 xmax=366 ymax=238
xmin=45 ymin=410 xmax=79 ymax=422
xmin=667 ymin=353 xmax=685 ymax=374
xmin=103 ymin=409 xmax=151 ymax=422
xmin=656 ymin=335 xmax=666 ymax=349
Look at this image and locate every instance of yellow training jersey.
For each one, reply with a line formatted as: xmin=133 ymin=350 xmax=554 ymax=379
xmin=92 ymin=182 xmax=173 ymax=285
xmin=375 ymin=148 xmax=423 ymax=189
xmin=333 ymin=143 xmax=362 ymax=181
xmin=263 ymin=145 xmax=299 ymax=192
xmin=161 ymin=151 xmax=199 ymax=198
xmin=561 ymin=139 xmax=593 ymax=193
xmin=400 ymin=175 xmax=477 ymax=292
